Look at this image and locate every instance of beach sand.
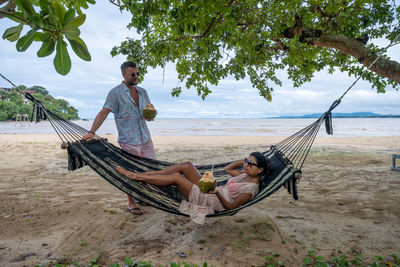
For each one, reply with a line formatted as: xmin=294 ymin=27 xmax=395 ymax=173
xmin=0 ymin=134 xmax=399 ymax=266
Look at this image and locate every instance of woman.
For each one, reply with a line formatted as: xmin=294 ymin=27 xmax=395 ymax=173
xmin=116 ymin=152 xmax=270 ymax=224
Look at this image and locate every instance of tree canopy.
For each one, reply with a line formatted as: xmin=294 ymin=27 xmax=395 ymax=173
xmin=1 ymin=0 xmax=399 ymax=100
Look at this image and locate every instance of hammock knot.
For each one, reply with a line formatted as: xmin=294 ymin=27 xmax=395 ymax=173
xmin=327 ymin=99 xmax=341 ymax=113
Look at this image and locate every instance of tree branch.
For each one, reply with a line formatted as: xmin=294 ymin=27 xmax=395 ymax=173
xmin=0 ymin=10 xmax=59 ymax=35
xmin=108 ymin=0 xmax=122 ymax=8
xmin=0 ymin=0 xmax=15 ymax=19
xmin=280 ymin=14 xmax=400 ymax=83
xmin=0 ymin=9 xmax=25 ymax=22
xmin=273 ymin=38 xmax=289 ymax=51
xmin=312 ymin=35 xmax=400 ymax=83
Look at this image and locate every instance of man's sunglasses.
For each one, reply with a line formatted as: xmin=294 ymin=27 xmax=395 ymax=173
xmin=131 ymin=72 xmax=140 ymax=78
xmin=244 ymin=158 xmax=259 ymax=167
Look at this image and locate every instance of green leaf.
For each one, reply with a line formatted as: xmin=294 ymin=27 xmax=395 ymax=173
xmin=67 ymin=37 xmax=91 ymax=61
xmin=19 ymin=0 xmax=36 ymax=16
xmin=47 ymin=4 xmax=59 ymax=26
xmin=52 ymin=1 xmax=66 ymax=25
xmin=29 ymin=15 xmax=41 ymax=30
xmin=70 ymin=14 xmax=86 ymax=27
xmin=54 ymin=37 xmax=71 ymax=75
xmin=80 ymin=0 xmax=89 ymax=9
xmin=16 ymin=29 xmax=36 ymax=52
xmin=33 ymin=32 xmax=44 ymax=41
xmin=2 ymin=24 xmax=23 ymax=42
xmin=39 ymin=0 xmax=49 ymax=13
xmin=64 ymin=9 xmax=76 ymax=25
xmin=37 ymin=36 xmax=55 ymax=57
xmin=61 ymin=24 xmax=80 ymax=40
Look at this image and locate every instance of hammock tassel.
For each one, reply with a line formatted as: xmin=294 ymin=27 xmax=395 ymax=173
xmin=68 ymin=148 xmax=86 ymax=170
xmin=323 ymin=99 xmax=341 ymax=135
xmin=324 ymin=112 xmax=333 ymax=135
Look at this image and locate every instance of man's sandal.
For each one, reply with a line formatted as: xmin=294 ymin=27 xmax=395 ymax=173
xmin=127 ymin=207 xmax=143 ymax=215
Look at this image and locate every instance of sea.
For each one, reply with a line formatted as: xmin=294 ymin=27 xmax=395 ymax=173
xmin=0 ymin=118 xmax=399 ymax=137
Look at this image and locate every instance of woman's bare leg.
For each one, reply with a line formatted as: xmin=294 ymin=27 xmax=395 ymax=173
xmin=140 ymin=162 xmax=202 ymax=186
xmin=116 ymin=166 xmax=193 ymax=199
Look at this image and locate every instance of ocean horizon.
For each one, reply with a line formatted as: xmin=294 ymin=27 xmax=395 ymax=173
xmin=1 ymin=117 xmax=399 ymax=137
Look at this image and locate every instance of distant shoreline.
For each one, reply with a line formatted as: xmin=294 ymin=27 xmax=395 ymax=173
xmin=2 ymin=115 xmax=400 ymax=122
xmin=272 ymin=112 xmax=400 ymax=119
xmin=273 ymin=115 xmax=400 ymax=119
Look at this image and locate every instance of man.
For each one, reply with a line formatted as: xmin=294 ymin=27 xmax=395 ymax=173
xmin=82 ymin=61 xmax=156 ymax=215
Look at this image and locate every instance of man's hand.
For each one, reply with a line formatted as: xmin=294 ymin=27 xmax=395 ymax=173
xmin=82 ymin=132 xmax=95 ymax=141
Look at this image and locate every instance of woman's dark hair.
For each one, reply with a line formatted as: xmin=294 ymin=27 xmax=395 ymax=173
xmin=250 ymin=151 xmax=271 ymax=179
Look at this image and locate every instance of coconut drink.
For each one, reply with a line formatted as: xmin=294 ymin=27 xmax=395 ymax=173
xmin=142 ymin=103 xmax=157 ymax=120
xmin=199 ymin=171 xmax=216 ymax=193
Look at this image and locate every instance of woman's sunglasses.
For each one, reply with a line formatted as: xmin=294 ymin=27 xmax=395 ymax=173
xmin=244 ymin=158 xmax=259 ymax=167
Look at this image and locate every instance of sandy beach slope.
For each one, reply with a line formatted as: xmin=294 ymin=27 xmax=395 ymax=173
xmin=0 ymin=134 xmax=399 ymax=266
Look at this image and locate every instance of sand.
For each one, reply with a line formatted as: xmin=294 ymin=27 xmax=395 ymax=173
xmin=0 ymin=134 xmax=399 ymax=266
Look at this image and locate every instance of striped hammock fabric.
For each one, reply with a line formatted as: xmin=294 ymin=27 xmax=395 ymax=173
xmin=67 ymin=138 xmax=301 ymax=217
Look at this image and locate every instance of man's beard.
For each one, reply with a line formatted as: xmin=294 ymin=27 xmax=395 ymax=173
xmin=126 ymin=80 xmax=137 ymax=86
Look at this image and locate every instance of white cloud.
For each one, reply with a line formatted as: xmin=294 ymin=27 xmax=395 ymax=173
xmin=54 ymin=96 xmax=89 ymax=110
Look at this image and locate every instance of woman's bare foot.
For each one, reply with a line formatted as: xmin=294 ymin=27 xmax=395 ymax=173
xmin=116 ymin=166 xmax=137 ymax=180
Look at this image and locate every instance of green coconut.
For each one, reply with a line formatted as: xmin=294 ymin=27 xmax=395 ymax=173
xmin=199 ymin=171 xmax=216 ymax=193
xmin=142 ymin=103 xmax=157 ymax=120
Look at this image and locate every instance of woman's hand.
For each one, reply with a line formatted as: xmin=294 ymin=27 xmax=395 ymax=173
xmin=225 ymin=159 xmax=244 ymax=177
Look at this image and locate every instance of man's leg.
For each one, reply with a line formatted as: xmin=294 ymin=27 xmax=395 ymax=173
xmin=140 ymin=139 xmax=157 ymax=159
xmin=119 ymin=142 xmax=146 ymax=215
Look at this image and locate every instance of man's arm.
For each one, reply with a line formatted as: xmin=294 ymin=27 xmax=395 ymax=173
xmin=82 ymin=108 xmax=111 ymax=141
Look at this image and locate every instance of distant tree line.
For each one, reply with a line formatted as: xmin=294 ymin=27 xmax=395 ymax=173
xmin=0 ymin=85 xmax=79 ymax=121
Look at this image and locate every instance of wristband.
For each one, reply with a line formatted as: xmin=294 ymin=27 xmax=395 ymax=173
xmin=89 ymin=131 xmax=95 ymax=135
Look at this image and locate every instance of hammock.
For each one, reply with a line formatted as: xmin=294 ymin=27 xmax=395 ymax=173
xmin=25 ymin=93 xmax=338 ymax=217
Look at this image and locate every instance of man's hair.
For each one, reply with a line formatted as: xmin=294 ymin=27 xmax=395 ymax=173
xmin=121 ymin=61 xmax=137 ymax=73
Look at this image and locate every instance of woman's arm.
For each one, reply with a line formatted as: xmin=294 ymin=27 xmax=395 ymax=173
xmin=212 ymin=191 xmax=252 ymax=210
xmin=224 ymin=159 xmax=244 ymax=177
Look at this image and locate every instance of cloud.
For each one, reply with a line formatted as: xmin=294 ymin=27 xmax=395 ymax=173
xmin=54 ymin=96 xmax=89 ymax=109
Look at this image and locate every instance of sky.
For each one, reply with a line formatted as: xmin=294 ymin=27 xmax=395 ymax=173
xmin=1 ymin=1 xmax=400 ymax=119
